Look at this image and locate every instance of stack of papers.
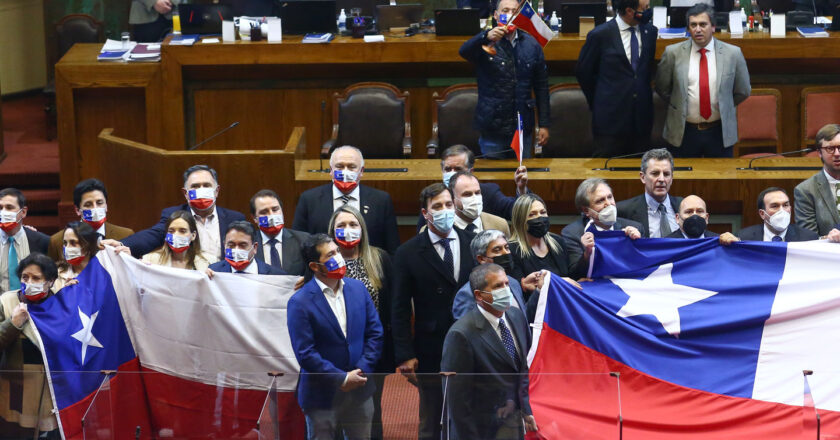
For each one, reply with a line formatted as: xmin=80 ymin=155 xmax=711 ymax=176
xmin=128 ymin=43 xmax=161 ymax=62
xmin=659 ymin=28 xmax=688 ymax=39
xmin=170 ymin=34 xmax=199 ymax=45
xmin=797 ymin=26 xmax=829 ymax=37
xmin=98 ymin=39 xmax=137 ymax=62
xmin=302 ymin=33 xmax=334 ymax=43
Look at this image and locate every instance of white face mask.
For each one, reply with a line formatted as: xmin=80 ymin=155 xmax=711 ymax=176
xmin=64 ymin=246 xmax=83 ymax=260
xmin=23 ymin=282 xmax=47 ymax=298
xmin=189 ymin=187 xmax=216 ymax=200
xmin=592 ymin=204 xmax=617 ymax=227
xmin=0 ymin=210 xmax=19 ymax=223
xmin=766 ymin=209 xmax=791 ymax=232
xmin=225 ymin=248 xmax=251 ymax=262
xmin=457 ymin=195 xmax=483 ymax=220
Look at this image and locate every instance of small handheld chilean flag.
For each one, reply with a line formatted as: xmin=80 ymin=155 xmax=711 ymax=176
xmin=510 ymin=111 xmax=524 ymax=163
xmin=511 ymin=0 xmax=553 ymax=47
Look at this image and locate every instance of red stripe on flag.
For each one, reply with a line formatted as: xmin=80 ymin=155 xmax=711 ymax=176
xmin=529 ymin=327 xmax=840 ymax=439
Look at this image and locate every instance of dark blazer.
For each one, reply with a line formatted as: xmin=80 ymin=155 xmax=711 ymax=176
xmin=23 ymin=228 xmax=49 ymax=256
xmin=736 ymin=223 xmax=818 ymax=242
xmin=665 ymin=229 xmax=719 ymax=239
xmin=292 ymin=184 xmax=400 ymax=254
xmin=207 ymin=259 xmax=287 ymax=275
xmin=575 ymin=18 xmax=657 ymax=137
xmin=509 ymin=233 xmax=572 ymax=281
xmin=287 ymin=277 xmax=384 ymax=411
xmin=441 ymin=306 xmax=532 ymax=440
xmin=616 ymin=194 xmax=683 ymax=238
xmin=122 ymin=204 xmax=246 ymax=259
xmin=48 ymin=222 xmax=134 ymax=261
xmin=561 ymin=216 xmax=643 ymax=279
xmin=392 ymin=228 xmax=475 ymax=373
xmin=255 ymin=228 xmax=310 ymax=276
xmin=415 ymin=182 xmax=519 ymax=232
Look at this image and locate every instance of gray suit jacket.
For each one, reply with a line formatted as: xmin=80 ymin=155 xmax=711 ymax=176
xmin=129 ymin=0 xmax=183 ymax=25
xmin=654 ymin=38 xmax=751 ymax=148
xmin=794 ymin=171 xmax=840 ymax=237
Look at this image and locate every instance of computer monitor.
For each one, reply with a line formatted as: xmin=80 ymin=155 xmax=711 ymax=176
xmin=178 ymin=4 xmax=233 ymax=34
xmin=434 ymin=9 xmax=482 ymax=36
xmin=278 ymin=0 xmax=337 ymax=34
xmin=542 ymin=0 xmax=605 ymax=19
xmin=557 ymin=2 xmax=607 ymax=34
xmin=376 ymin=4 xmax=424 ymax=31
xmin=335 ymin=0 xmax=389 ymax=17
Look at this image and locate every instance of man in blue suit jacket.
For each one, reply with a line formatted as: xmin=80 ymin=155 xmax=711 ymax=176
xmin=206 ymin=221 xmax=286 ymax=276
xmin=117 ymin=165 xmax=246 ymax=260
xmin=288 ymin=234 xmax=383 ymax=440
xmin=576 ymin=0 xmax=657 ymax=157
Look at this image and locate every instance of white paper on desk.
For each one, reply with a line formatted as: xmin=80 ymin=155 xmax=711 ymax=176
xmin=729 ymin=11 xmax=743 ymax=34
xmin=268 ymin=18 xmax=282 ymax=42
xmin=202 ymin=38 xmax=220 ymax=44
xmin=222 ymin=20 xmax=235 ymax=42
xmin=653 ymin=7 xmax=667 ymax=30
xmin=771 ymin=14 xmax=786 ymax=37
xmin=671 ymin=0 xmax=712 ymax=6
xmin=364 ymin=35 xmax=385 ymax=42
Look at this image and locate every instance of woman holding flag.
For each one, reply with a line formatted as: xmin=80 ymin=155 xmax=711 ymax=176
xmin=142 ymin=210 xmax=212 ymax=271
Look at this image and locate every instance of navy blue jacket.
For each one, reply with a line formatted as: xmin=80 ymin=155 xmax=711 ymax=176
xmin=121 ymin=204 xmax=246 ymax=259
xmin=207 ymin=258 xmax=287 ymax=275
xmin=287 ymin=277 xmax=384 ymax=411
xmin=575 ymin=18 xmax=657 ymax=137
xmin=460 ymin=29 xmax=550 ymax=138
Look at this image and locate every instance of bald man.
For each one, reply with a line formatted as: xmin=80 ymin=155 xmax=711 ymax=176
xmin=666 ymin=195 xmax=739 ymax=245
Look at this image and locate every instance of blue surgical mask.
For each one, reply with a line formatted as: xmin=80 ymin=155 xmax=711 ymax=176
xmin=429 ymin=208 xmax=455 ymax=233
xmin=482 ymin=286 xmax=512 ymax=312
xmin=442 ymin=171 xmax=457 ymax=188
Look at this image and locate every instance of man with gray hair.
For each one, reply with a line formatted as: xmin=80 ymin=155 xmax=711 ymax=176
xmin=293 ymin=145 xmax=400 ymax=253
xmin=562 ymin=178 xmax=642 ymax=278
xmin=617 ymin=148 xmax=683 ymax=238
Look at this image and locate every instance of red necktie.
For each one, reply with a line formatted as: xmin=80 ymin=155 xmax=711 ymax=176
xmin=699 ymin=48 xmax=711 ymax=120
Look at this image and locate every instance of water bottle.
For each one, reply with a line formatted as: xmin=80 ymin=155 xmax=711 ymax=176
xmin=338 ymin=9 xmax=347 ymax=33
xmin=549 ymin=11 xmax=559 ymax=32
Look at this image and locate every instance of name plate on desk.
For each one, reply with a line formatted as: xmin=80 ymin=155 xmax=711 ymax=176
xmin=475 ymin=167 xmax=551 ymax=172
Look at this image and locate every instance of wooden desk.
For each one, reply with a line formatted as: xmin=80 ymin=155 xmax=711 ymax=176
xmin=56 ymin=33 xmax=840 ymax=221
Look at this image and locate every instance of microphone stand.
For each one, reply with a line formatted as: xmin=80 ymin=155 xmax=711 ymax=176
xmin=591 ymin=151 xmax=693 ymax=172
xmin=187 ymin=122 xmax=240 ymax=151
xmin=736 ymin=147 xmax=819 ymax=170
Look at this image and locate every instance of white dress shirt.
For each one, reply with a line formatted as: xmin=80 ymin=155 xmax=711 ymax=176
xmin=763 ymin=224 xmax=788 ymax=242
xmin=476 ymin=305 xmax=521 ymax=359
xmin=824 ymin=169 xmax=840 ymax=202
xmin=332 ymin=185 xmax=361 ymax=211
xmin=427 ymin=227 xmax=460 ymax=281
xmin=645 ymin=193 xmax=679 ymax=238
xmin=192 ymin=206 xmax=220 ymax=259
xmin=260 ymin=230 xmax=283 ymax=266
xmin=0 ymin=227 xmax=28 ymax=293
xmin=315 ymin=277 xmax=347 ymax=337
xmin=615 ymin=15 xmax=641 ymax=65
xmin=686 ymin=38 xmax=720 ymax=123
xmin=96 ymin=224 xmax=106 ymax=237
xmin=454 ymin=215 xmax=483 ymax=233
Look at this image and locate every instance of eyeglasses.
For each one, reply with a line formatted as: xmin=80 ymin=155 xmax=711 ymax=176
xmin=821 ymin=146 xmax=840 ymax=154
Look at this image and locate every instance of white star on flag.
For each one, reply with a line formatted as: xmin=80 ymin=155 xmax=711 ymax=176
xmin=70 ymin=307 xmax=103 ymax=363
xmin=611 ymin=263 xmax=718 ymax=337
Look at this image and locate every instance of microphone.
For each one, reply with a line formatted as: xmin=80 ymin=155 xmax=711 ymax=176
xmin=187 ymin=122 xmax=239 ymax=151
xmin=736 ymin=146 xmax=816 ymax=170
xmin=591 ymin=151 xmax=646 ymax=171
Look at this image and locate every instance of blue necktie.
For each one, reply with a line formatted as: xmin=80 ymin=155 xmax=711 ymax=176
xmin=771 ymin=235 xmax=783 ymax=242
xmin=629 ymin=27 xmax=639 ymax=71
xmin=498 ymin=319 xmax=521 ymax=366
xmin=8 ymin=236 xmax=19 ymax=290
xmin=267 ymin=237 xmax=282 ymax=271
xmin=437 ymin=238 xmax=454 ymax=278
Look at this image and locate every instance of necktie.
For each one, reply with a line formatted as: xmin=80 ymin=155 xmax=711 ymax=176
xmin=629 ymin=27 xmax=639 ymax=71
xmin=7 ymin=236 xmax=18 ymax=290
xmin=657 ymin=203 xmax=672 ymax=238
xmin=437 ymin=238 xmax=454 ymax=278
xmin=267 ymin=238 xmax=282 ymax=270
xmin=338 ymin=194 xmax=351 ymax=206
xmin=699 ymin=48 xmax=711 ymax=120
xmin=465 ymin=223 xmax=478 ymax=234
xmin=771 ymin=235 xmax=783 ymax=242
xmin=498 ymin=319 xmax=521 ymax=366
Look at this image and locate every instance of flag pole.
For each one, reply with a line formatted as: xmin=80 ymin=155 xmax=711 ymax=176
xmin=518 ymin=112 xmax=523 ymax=166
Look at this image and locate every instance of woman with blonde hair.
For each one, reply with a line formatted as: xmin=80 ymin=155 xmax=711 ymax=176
xmin=509 ymin=193 xmax=572 ymax=289
xmin=142 ymin=210 xmax=212 ymax=271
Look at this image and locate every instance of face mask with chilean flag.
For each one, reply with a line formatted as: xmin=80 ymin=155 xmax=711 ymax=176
xmin=258 ymin=214 xmax=284 ymax=236
xmin=332 ymin=170 xmax=359 ymax=193
xmin=82 ymin=207 xmax=107 ymax=230
xmin=0 ymin=210 xmax=20 ymax=234
xmin=188 ymin=187 xmax=216 ymax=211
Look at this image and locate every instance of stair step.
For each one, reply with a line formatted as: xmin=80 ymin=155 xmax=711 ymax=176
xmin=22 ymin=188 xmax=60 ymax=214
xmin=25 ymin=215 xmax=62 ymax=236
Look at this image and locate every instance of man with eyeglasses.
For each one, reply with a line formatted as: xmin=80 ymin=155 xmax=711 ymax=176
xmin=794 ymin=123 xmax=840 ymax=238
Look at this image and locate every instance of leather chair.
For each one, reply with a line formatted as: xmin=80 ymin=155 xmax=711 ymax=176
xmin=735 ymin=88 xmax=781 ymax=157
xmin=536 ymin=84 xmax=594 ymax=157
xmin=322 ymin=82 xmax=411 ymax=159
xmin=427 ymin=84 xmax=480 ymax=158
xmin=800 ymin=85 xmax=840 ymax=148
xmin=45 ymin=14 xmax=104 ymax=140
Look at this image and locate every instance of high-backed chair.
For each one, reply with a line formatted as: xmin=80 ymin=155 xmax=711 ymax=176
xmin=321 ymin=82 xmax=411 ymax=159
xmin=735 ymin=88 xmax=782 ymax=157
xmin=427 ymin=84 xmax=480 ymax=158
xmin=45 ymin=14 xmax=104 ymax=140
xmin=801 ymin=86 xmax=840 ymax=148
xmin=536 ymin=84 xmax=594 ymax=157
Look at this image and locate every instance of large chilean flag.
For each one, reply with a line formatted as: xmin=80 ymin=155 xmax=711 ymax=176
xmin=528 ymin=232 xmax=840 ymax=438
xmin=28 ymin=248 xmax=304 ymax=439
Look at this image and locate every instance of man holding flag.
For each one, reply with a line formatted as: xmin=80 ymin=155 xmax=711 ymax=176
xmin=459 ymin=0 xmax=551 ymax=160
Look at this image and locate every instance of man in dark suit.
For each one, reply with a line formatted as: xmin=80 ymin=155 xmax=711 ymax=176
xmin=48 ymin=178 xmax=134 ymax=260
xmin=287 ymin=233 xmax=383 ymax=440
xmin=207 ymin=221 xmax=286 ymax=275
xmin=561 ymin=178 xmax=642 ymax=279
xmin=665 ymin=195 xmax=740 ymax=244
xmin=576 ymin=0 xmax=657 ymax=157
xmin=0 ymin=188 xmax=48 ymax=292
xmin=795 ymin=124 xmax=840 ymax=238
xmin=293 ymin=146 xmax=400 ymax=254
xmin=442 ymin=263 xmax=537 ymax=440
xmin=249 ymin=189 xmax=309 ymax=276
xmin=738 ymin=187 xmax=818 ymax=242
xmin=392 ymin=183 xmax=476 ymax=440
xmin=617 ymin=148 xmax=683 ymax=238
xmin=115 ymin=165 xmax=245 ymax=260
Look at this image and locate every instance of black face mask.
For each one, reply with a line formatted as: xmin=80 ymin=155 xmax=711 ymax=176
xmin=526 ymin=217 xmax=550 ymax=238
xmin=682 ymin=215 xmax=707 ymax=238
xmin=634 ymin=8 xmax=653 ymax=24
xmin=492 ymin=253 xmax=514 ymax=273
